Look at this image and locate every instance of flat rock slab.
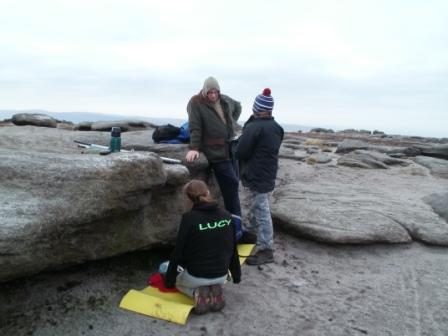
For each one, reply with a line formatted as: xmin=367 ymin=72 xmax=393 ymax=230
xmin=414 ymin=156 xmax=448 ymax=178
xmin=0 ymin=125 xmax=189 ymax=162
xmin=424 ymin=192 xmax=448 ymax=222
xmin=418 ymin=143 xmax=448 ymax=160
xmin=308 ymin=153 xmax=332 ymax=164
xmin=271 ymin=159 xmax=448 ymax=245
xmin=337 ymin=150 xmax=410 ymax=169
xmin=90 ymin=120 xmax=155 ymax=132
xmin=335 ymin=139 xmax=398 ymax=154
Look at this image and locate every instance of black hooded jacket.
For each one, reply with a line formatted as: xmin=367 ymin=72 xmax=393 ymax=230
xmin=236 ymin=116 xmax=284 ymax=193
xmin=164 ymin=202 xmax=241 ymax=288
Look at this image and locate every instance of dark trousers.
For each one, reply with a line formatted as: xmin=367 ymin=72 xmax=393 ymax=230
xmin=210 ymin=161 xmax=241 ymax=216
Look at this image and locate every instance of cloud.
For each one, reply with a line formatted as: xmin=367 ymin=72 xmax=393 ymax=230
xmin=0 ymin=0 xmax=447 ymax=137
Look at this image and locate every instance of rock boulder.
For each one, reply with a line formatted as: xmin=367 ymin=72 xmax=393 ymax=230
xmin=423 ymin=192 xmax=448 ymax=223
xmin=12 ymin=113 xmax=58 ymax=128
xmin=414 ymin=156 xmax=448 ymax=178
xmin=271 ymin=159 xmax=448 ymax=245
xmin=0 ymin=148 xmax=191 ymax=282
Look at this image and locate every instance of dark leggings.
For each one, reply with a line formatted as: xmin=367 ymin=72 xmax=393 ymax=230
xmin=210 ymin=161 xmax=241 ymax=217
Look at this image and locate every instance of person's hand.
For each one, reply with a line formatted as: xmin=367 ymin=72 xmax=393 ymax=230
xmin=233 ymin=277 xmax=241 ymax=284
xmin=185 ymin=150 xmax=199 ymax=163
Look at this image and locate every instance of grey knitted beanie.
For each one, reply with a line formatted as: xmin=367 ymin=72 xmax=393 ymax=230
xmin=202 ymin=76 xmax=221 ymax=97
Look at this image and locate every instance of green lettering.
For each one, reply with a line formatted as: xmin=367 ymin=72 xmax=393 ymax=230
xmin=217 ymin=219 xmax=232 ymax=227
xmin=198 ymin=219 xmax=232 ymax=231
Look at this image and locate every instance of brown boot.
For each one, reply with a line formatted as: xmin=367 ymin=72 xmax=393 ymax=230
xmin=209 ymin=284 xmax=225 ymax=312
xmin=193 ymin=286 xmax=210 ymax=315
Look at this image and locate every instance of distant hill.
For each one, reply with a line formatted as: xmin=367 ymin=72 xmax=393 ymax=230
xmin=281 ymin=123 xmax=313 ymax=132
xmin=0 ymin=109 xmax=312 ymax=132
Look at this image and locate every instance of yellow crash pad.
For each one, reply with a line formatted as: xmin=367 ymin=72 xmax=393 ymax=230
xmin=236 ymin=243 xmax=255 ymax=264
xmin=119 ymin=244 xmax=255 ymax=324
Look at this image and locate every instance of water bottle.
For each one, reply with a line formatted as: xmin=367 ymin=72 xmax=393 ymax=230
xmin=158 ymin=261 xmax=170 ymax=274
xmin=158 ymin=260 xmax=184 ymax=275
xmin=109 ymin=127 xmax=121 ymax=152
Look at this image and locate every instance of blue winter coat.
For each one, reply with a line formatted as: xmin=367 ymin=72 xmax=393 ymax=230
xmin=235 ymin=116 xmax=284 ymax=193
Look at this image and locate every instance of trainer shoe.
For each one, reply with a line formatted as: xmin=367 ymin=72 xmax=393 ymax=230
xmin=193 ymin=286 xmax=210 ymax=315
xmin=209 ymin=284 xmax=225 ymax=312
xmin=246 ymin=249 xmax=274 ymax=265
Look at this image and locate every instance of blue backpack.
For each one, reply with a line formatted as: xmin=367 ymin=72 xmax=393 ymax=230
xmin=152 ymin=122 xmax=190 ymax=144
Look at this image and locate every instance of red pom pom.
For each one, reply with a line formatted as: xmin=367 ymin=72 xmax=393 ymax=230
xmin=263 ymin=88 xmax=271 ymax=96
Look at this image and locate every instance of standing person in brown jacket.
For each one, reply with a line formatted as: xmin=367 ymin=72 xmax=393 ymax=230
xmin=185 ymin=76 xmax=254 ymax=242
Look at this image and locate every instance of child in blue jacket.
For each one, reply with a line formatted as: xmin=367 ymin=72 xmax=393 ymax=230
xmin=236 ymin=88 xmax=284 ymax=265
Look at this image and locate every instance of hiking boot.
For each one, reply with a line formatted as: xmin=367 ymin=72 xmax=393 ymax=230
xmin=246 ymin=249 xmax=274 ymax=266
xmin=193 ymin=286 xmax=210 ymax=315
xmin=238 ymin=231 xmax=257 ymax=244
xmin=209 ymin=284 xmax=225 ymax=312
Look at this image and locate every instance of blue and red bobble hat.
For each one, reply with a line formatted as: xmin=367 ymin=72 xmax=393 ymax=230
xmin=252 ymin=88 xmax=274 ymax=114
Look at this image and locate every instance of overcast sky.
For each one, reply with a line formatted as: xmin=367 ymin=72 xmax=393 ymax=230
xmin=0 ymin=0 xmax=447 ymax=137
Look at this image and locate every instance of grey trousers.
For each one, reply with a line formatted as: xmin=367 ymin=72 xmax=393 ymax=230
xmin=246 ymin=189 xmax=274 ymax=250
xmin=176 ymin=269 xmax=227 ymax=297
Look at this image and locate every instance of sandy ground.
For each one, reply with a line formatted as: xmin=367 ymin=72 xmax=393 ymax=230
xmin=1 ymin=230 xmax=448 ymax=336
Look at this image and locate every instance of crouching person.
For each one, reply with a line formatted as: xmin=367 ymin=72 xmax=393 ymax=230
xmin=164 ymin=179 xmax=241 ymax=314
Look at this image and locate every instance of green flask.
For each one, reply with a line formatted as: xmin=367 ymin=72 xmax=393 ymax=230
xmin=109 ymin=127 xmax=121 ymax=152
